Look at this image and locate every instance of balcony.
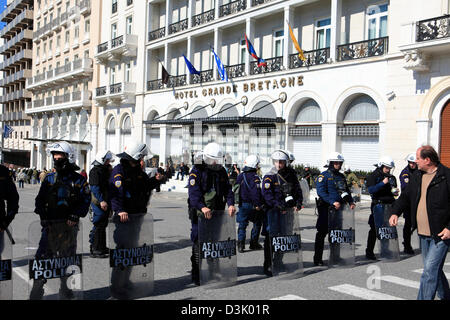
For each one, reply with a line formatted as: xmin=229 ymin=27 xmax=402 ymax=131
xmin=289 ymin=48 xmax=330 ymax=69
xmin=0 ymin=89 xmax=32 ymax=104
xmin=148 ymin=26 xmax=165 ymax=42
xmin=192 ymin=9 xmax=215 ymax=28
xmin=94 ymin=82 xmax=136 ymax=106
xmin=168 ymin=18 xmax=188 ymax=35
xmin=168 ymin=75 xmax=187 ymax=88
xmin=337 ymin=37 xmax=389 ymax=62
xmin=0 ymin=9 xmax=33 ymax=38
xmin=0 ymin=0 xmax=33 ymax=23
xmin=80 ymin=0 xmax=91 ymax=16
xmin=0 ymin=69 xmax=32 ymax=87
xmin=0 ymin=29 xmax=33 ymax=54
xmin=224 ymin=63 xmax=245 ymax=79
xmin=94 ymin=34 xmax=138 ymax=64
xmin=250 ymin=56 xmax=283 ymax=75
xmin=191 ymin=69 xmax=214 ymax=84
xmin=27 ymin=58 xmax=93 ymax=91
xmin=219 ymin=0 xmax=246 ymax=18
xmin=251 ymin=0 xmax=273 ymax=7
xmin=0 ymin=49 xmax=32 ymax=71
xmin=26 ymin=91 xmax=92 ymax=114
xmin=147 ymin=79 xmax=164 ymax=91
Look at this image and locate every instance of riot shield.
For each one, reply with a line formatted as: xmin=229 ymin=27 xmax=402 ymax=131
xmin=0 ymin=227 xmax=13 ymax=300
xmin=299 ymin=179 xmax=310 ymax=207
xmin=269 ymin=209 xmax=303 ymax=277
xmin=351 ymin=186 xmax=361 ymax=203
xmin=373 ymin=204 xmax=400 ymax=261
xmin=28 ymin=220 xmax=83 ymax=300
xmin=198 ymin=210 xmax=237 ymax=287
xmin=328 ymin=204 xmax=355 ymax=267
xmin=109 ymin=213 xmax=154 ymax=300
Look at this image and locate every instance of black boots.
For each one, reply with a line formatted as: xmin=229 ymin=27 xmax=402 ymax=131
xmin=313 ymin=232 xmax=325 ymax=266
xmin=238 ymin=240 xmax=245 ymax=253
xmin=263 ymin=237 xmax=272 ymax=277
xmin=90 ymin=226 xmax=109 ymax=258
xmin=249 ymin=239 xmax=263 ymax=250
xmin=191 ymin=242 xmax=200 ymax=286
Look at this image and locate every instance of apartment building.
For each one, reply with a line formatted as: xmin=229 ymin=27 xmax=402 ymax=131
xmin=132 ymin=0 xmax=450 ymax=172
xmin=0 ymin=0 xmax=33 ymax=167
xmin=26 ymin=0 xmax=101 ymax=171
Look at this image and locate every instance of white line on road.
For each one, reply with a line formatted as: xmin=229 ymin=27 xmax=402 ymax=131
xmin=413 ymin=269 xmax=450 ymax=279
xmin=328 ymin=284 xmax=404 ymax=300
xmin=378 ymin=276 xmax=420 ymax=289
xmin=271 ymin=294 xmax=307 ymax=300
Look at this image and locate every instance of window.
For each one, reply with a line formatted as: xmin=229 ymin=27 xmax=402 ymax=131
xmin=240 ymin=39 xmax=246 ymax=64
xmin=112 ymin=0 xmax=118 ymax=14
xmin=273 ymin=30 xmax=284 ymax=57
xmin=65 ymin=30 xmax=70 ymax=44
xmin=111 ymin=23 xmax=117 ymax=39
xmin=110 ymin=66 xmax=116 ymax=84
xmin=126 ymin=16 xmax=133 ymax=35
xmin=366 ymin=4 xmax=388 ymax=39
xmin=316 ymin=18 xmax=331 ymax=49
xmin=84 ymin=49 xmax=89 ymax=58
xmin=125 ymin=63 xmax=131 ymax=82
xmin=84 ymin=19 xmax=90 ymax=34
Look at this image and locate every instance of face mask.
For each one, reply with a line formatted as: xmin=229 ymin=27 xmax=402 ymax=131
xmin=208 ymin=164 xmax=222 ymax=171
xmin=54 ymin=157 xmax=69 ymax=171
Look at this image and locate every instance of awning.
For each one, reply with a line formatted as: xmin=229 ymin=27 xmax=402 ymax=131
xmin=24 ymin=137 xmax=92 ymax=145
xmin=143 ymin=116 xmax=285 ymax=126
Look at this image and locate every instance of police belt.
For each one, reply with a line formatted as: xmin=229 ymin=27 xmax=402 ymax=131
xmin=371 ymin=199 xmax=394 ymax=205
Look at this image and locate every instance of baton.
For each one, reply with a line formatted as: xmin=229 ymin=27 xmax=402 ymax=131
xmin=3 ymin=228 xmax=15 ymax=245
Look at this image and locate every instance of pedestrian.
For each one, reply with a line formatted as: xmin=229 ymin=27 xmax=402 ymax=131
xmin=32 ymin=167 xmax=38 ymax=184
xmin=89 ymin=150 xmax=114 ymax=258
xmin=17 ymin=169 xmax=25 ymax=189
xmin=109 ymin=142 xmax=164 ymax=299
xmin=80 ymin=169 xmax=88 ymax=180
xmin=0 ymin=163 xmax=19 ymax=233
xmin=302 ymin=164 xmax=313 ymax=189
xmin=398 ymin=153 xmax=418 ymax=255
xmin=176 ymin=162 xmax=187 ymax=181
xmin=30 ymin=142 xmax=90 ymax=300
xmin=235 ymin=155 xmax=264 ymax=253
xmin=364 ymin=156 xmax=398 ymax=260
xmin=261 ymin=149 xmax=303 ymax=276
xmin=314 ymin=152 xmax=355 ymax=266
xmin=39 ymin=168 xmax=48 ymax=184
xmin=390 ymin=146 xmax=450 ymax=300
xmin=187 ymin=143 xmax=236 ymax=285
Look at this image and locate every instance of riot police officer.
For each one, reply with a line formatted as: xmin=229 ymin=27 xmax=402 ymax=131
xmin=365 ymin=156 xmax=399 ymax=260
xmin=235 ymin=155 xmax=264 ymax=252
xmin=89 ymin=150 xmax=114 ymax=258
xmin=188 ymin=143 xmax=236 ymax=285
xmin=261 ymin=150 xmax=303 ymax=276
xmin=0 ymin=164 xmax=19 ymax=234
xmin=30 ymin=142 xmax=91 ymax=300
xmin=109 ymin=142 xmax=163 ymax=299
xmin=314 ymin=152 xmax=355 ymax=266
xmin=399 ymin=153 xmax=417 ymax=255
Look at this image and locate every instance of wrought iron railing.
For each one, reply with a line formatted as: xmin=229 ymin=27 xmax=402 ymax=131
xmin=97 ymin=41 xmax=108 ymax=54
xmin=252 ymin=0 xmax=272 ymax=6
xmin=168 ymin=75 xmax=187 ymax=88
xmin=147 ymin=79 xmax=164 ymax=91
xmin=192 ymin=9 xmax=215 ymax=27
xmin=289 ymin=48 xmax=330 ymax=69
xmin=250 ymin=56 xmax=283 ymax=75
xmin=110 ymin=83 xmax=123 ymax=94
xmin=169 ymin=19 xmax=188 ymax=35
xmin=337 ymin=37 xmax=388 ymax=61
xmin=111 ymin=35 xmax=124 ymax=49
xmin=148 ymin=27 xmax=165 ymax=42
xmin=219 ymin=0 xmax=246 ymax=17
xmin=224 ymin=63 xmax=245 ymax=79
xmin=416 ymin=14 xmax=450 ymax=42
xmin=191 ymin=69 xmax=214 ymax=84
xmin=96 ymin=86 xmax=107 ymax=97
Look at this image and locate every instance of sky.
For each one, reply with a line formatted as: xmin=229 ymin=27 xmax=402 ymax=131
xmin=0 ymin=0 xmax=6 ymax=30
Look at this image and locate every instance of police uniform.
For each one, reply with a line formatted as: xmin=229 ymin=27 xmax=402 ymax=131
xmin=0 ymin=164 xmax=19 ymax=231
xmin=365 ymin=167 xmax=397 ymax=258
xmin=31 ymin=165 xmax=90 ymax=300
xmin=235 ymin=167 xmax=263 ymax=251
xmin=188 ymin=164 xmax=234 ymax=284
xmin=89 ymin=163 xmax=112 ymax=257
xmin=399 ymin=165 xmax=416 ymax=253
xmin=314 ymin=168 xmax=354 ymax=265
xmin=261 ymin=166 xmax=303 ymax=275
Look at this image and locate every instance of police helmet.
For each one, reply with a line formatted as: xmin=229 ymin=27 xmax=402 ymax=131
xmin=117 ymin=142 xmax=149 ymax=161
xmin=377 ymin=156 xmax=395 ymax=169
xmin=326 ymin=152 xmax=345 ymax=166
xmin=203 ymin=142 xmax=224 ymax=166
xmin=93 ymin=150 xmax=115 ymax=165
xmin=405 ymin=153 xmax=416 ymax=163
xmin=244 ymin=155 xmax=260 ymax=169
xmin=193 ymin=150 xmax=204 ymax=165
xmin=271 ymin=149 xmax=290 ymax=162
xmin=46 ymin=141 xmax=76 ymax=164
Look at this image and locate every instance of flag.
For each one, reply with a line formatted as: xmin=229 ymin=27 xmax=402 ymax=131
xmin=3 ymin=124 xmax=13 ymax=139
xmin=183 ymin=54 xmax=200 ymax=75
xmin=287 ymin=21 xmax=306 ymax=62
xmin=211 ymin=48 xmax=228 ymax=82
xmin=161 ymin=64 xmax=170 ymax=84
xmin=245 ymin=34 xmax=266 ymax=67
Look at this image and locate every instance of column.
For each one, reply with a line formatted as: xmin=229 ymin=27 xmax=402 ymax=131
xmin=283 ymin=6 xmax=293 ymax=70
xmin=330 ymin=0 xmax=342 ymax=62
xmin=187 ymin=35 xmax=193 ymax=84
xmin=164 ymin=42 xmax=170 ymax=75
xmin=245 ymin=18 xmax=254 ymax=76
xmin=159 ymin=124 xmax=168 ymax=165
xmin=215 ymin=0 xmax=221 ymax=20
xmin=321 ymin=122 xmax=338 ymax=165
xmin=166 ymin=0 xmax=173 ymax=33
xmin=188 ymin=0 xmax=195 ymax=29
xmin=213 ymin=27 xmax=222 ymax=81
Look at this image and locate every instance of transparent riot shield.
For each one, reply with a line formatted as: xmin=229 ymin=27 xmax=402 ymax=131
xmin=300 ymin=179 xmax=310 ymax=207
xmin=28 ymin=220 xmax=83 ymax=300
xmin=328 ymin=204 xmax=355 ymax=267
xmin=0 ymin=227 xmax=13 ymax=300
xmin=351 ymin=186 xmax=361 ymax=203
xmin=269 ymin=209 xmax=303 ymax=278
xmin=373 ymin=204 xmax=400 ymax=261
xmin=198 ymin=210 xmax=237 ymax=287
xmin=109 ymin=213 xmax=154 ymax=300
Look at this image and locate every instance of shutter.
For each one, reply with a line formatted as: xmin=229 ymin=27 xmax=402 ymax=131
xmin=292 ymin=136 xmax=322 ymax=169
xmin=440 ymin=101 xmax=450 ymax=167
xmin=341 ymin=136 xmax=379 ymax=171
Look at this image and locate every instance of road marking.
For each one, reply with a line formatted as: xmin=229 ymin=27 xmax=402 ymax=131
xmin=328 ymin=284 xmax=404 ymax=300
xmin=378 ymin=276 xmax=420 ymax=289
xmin=271 ymin=294 xmax=307 ymax=300
xmin=413 ymin=269 xmax=450 ymax=279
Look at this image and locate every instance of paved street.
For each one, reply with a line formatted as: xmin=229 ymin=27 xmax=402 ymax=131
xmin=7 ymin=183 xmax=450 ymax=300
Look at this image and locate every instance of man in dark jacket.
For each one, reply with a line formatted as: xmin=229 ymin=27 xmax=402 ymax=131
xmin=0 ymin=164 xmax=19 ymax=233
xmin=390 ymin=146 xmax=450 ymax=300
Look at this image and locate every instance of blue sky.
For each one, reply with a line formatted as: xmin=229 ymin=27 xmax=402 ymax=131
xmin=0 ymin=0 xmax=6 ymax=30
